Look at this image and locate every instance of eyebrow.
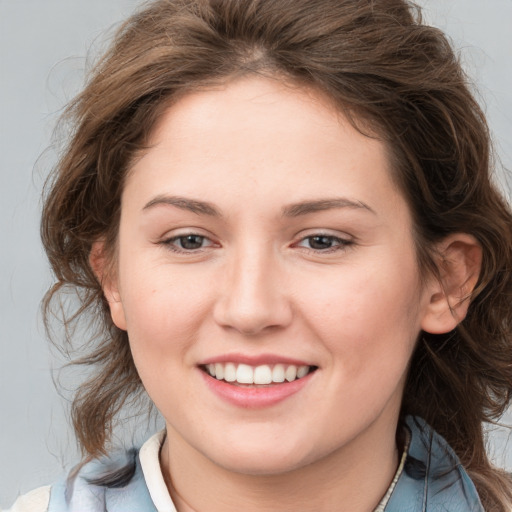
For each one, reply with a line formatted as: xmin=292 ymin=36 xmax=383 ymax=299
xmin=143 ymin=195 xmax=221 ymax=216
xmin=282 ymin=198 xmax=376 ymax=217
xmin=142 ymin=195 xmax=375 ymax=217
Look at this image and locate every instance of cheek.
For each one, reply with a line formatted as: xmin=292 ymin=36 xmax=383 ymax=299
xmin=119 ymin=281 xmax=208 ymax=409
xmin=117 ymin=263 xmax=214 ymax=363
xmin=299 ymin=257 xmax=422 ymax=371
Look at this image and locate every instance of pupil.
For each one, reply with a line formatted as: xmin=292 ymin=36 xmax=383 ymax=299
xmin=181 ymin=235 xmax=203 ymax=249
xmin=310 ymin=236 xmax=332 ymax=249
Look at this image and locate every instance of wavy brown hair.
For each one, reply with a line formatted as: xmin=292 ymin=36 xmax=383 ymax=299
xmin=41 ymin=0 xmax=512 ymax=509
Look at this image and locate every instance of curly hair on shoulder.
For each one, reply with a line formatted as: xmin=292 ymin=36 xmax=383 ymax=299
xmin=41 ymin=1 xmax=512 ymax=509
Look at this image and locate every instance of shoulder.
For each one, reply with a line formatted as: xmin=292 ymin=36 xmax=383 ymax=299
xmin=385 ymin=416 xmax=485 ymax=511
xmin=48 ymin=448 xmax=156 ymax=511
xmin=6 ymin=432 xmax=167 ymax=512
xmin=5 ymin=486 xmax=51 ymax=512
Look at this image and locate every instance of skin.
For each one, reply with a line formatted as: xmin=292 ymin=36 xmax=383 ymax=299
xmin=99 ymin=76 xmax=480 ymax=511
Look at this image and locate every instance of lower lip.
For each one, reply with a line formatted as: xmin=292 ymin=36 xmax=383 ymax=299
xmin=200 ymin=370 xmax=315 ymax=409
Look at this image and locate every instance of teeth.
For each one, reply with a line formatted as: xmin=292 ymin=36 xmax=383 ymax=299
xmin=236 ymin=364 xmax=254 ymax=384
xmin=297 ymin=365 xmax=309 ymax=378
xmin=205 ymin=363 xmax=312 ymax=385
xmin=214 ymin=363 xmax=224 ymax=380
xmin=285 ymin=365 xmax=297 ymax=382
xmin=224 ymin=363 xmax=236 ymax=382
xmin=254 ymin=365 xmax=272 ymax=385
xmin=272 ymin=364 xmax=285 ymax=383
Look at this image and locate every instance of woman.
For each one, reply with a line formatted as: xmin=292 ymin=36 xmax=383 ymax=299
xmin=8 ymin=0 xmax=512 ymax=510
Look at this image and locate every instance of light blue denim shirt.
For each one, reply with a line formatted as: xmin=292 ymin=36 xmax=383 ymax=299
xmin=383 ymin=416 xmax=484 ymax=511
xmin=46 ymin=416 xmax=484 ymax=511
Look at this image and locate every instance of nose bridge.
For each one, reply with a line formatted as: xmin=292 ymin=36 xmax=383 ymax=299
xmin=214 ymin=240 xmax=292 ymax=335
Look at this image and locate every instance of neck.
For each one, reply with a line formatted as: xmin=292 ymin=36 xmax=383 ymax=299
xmin=160 ymin=413 xmax=401 ymax=512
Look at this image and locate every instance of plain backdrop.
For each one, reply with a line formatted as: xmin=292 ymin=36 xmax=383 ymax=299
xmin=1 ymin=0 xmax=512 ymax=507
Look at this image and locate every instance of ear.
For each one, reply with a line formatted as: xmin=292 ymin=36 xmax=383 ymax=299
xmin=89 ymin=241 xmax=127 ymax=331
xmin=421 ymin=233 xmax=482 ymax=334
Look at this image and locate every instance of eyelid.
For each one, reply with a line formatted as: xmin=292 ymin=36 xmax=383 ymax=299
xmin=292 ymin=228 xmax=354 ymax=242
xmin=156 ymin=228 xmax=354 ymax=254
xmin=158 ymin=229 xmax=219 ymax=254
xmin=291 ymin=230 xmax=355 ymax=253
xmin=157 ymin=225 xmax=214 ymax=243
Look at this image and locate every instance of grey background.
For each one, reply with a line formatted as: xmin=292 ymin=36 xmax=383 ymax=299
xmin=1 ymin=0 xmax=511 ymax=507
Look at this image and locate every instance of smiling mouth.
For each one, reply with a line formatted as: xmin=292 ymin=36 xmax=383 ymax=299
xmin=201 ymin=363 xmax=318 ymax=386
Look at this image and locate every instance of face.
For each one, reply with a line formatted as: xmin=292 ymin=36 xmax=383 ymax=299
xmin=106 ymin=76 xmax=435 ymax=475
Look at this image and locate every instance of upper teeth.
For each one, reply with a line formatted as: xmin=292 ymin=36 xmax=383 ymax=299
xmin=206 ymin=363 xmax=311 ymax=385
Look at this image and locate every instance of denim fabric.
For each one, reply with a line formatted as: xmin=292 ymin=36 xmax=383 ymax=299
xmin=48 ymin=452 xmax=157 ymax=512
xmin=383 ymin=417 xmax=484 ymax=511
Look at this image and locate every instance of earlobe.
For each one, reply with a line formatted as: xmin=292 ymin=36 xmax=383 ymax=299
xmin=89 ymin=241 xmax=127 ymax=331
xmin=420 ymin=234 xmax=482 ymax=335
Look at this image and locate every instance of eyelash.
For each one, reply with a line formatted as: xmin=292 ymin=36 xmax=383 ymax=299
xmin=161 ymin=234 xmax=214 ymax=253
xmin=294 ymin=234 xmax=354 ymax=253
xmin=161 ymin=233 xmax=353 ymax=255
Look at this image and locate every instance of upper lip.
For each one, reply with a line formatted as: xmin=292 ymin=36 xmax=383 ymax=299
xmin=198 ymin=353 xmax=316 ymax=367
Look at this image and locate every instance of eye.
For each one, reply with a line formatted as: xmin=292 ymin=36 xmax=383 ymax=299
xmin=162 ymin=234 xmax=214 ymax=253
xmin=296 ymin=234 xmax=353 ymax=252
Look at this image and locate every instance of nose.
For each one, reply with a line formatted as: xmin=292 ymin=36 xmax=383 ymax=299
xmin=213 ymin=247 xmax=293 ymax=336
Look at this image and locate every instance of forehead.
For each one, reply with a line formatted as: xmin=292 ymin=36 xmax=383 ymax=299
xmin=125 ymin=76 xmax=403 ymax=220
xmin=148 ymin=76 xmax=377 ymax=151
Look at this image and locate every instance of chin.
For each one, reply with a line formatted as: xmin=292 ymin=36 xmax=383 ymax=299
xmin=199 ymin=433 xmax=327 ymax=477
xmin=211 ymin=451 xmax=310 ymax=476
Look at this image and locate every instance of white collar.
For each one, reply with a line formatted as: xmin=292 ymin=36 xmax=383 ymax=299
xmin=139 ymin=430 xmax=177 ymax=512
